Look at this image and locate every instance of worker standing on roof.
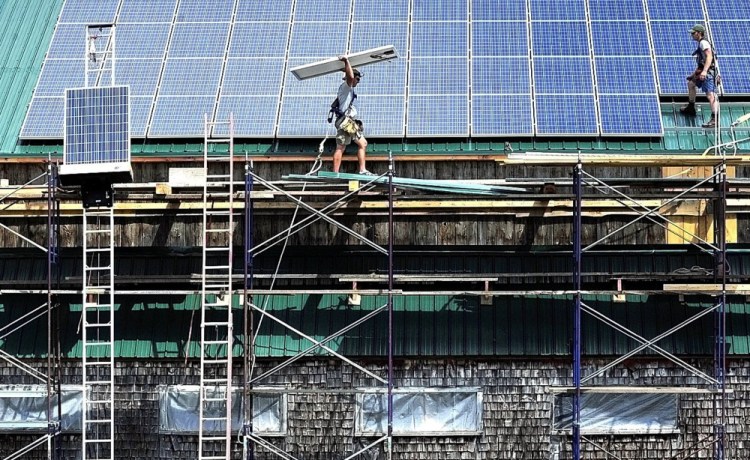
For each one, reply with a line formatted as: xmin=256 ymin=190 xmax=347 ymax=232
xmin=331 ymin=56 xmax=371 ymax=175
xmin=680 ymin=24 xmax=720 ymax=129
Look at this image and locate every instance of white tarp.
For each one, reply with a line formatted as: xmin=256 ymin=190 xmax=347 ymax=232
xmin=356 ymin=388 xmax=482 ymax=436
xmin=0 ymin=385 xmax=81 ymax=432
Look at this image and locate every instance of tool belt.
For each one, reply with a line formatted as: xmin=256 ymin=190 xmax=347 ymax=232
xmin=335 ymin=116 xmax=363 ymax=135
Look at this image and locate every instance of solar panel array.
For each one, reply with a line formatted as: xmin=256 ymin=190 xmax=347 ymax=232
xmin=64 ymin=85 xmax=129 ymax=165
xmin=19 ymin=0 xmax=750 ymax=140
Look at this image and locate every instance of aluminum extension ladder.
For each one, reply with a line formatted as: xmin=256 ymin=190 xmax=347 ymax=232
xmin=82 ymin=208 xmax=115 ymax=460
xmin=199 ymin=114 xmax=235 ymax=460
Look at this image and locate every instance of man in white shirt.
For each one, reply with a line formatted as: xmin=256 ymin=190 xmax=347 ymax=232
xmin=680 ymin=24 xmax=719 ymax=129
xmin=332 ymin=56 xmax=370 ymax=175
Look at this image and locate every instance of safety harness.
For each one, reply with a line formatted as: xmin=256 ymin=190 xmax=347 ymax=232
xmin=327 ymin=90 xmax=357 ymax=123
xmin=694 ymin=39 xmax=719 ymax=76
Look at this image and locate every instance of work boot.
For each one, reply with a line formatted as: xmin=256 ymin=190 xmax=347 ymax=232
xmin=680 ymin=103 xmax=696 ymax=117
xmin=702 ymin=115 xmax=716 ymax=129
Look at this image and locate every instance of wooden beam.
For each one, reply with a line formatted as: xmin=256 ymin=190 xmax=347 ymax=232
xmin=663 ymin=284 xmax=750 ymax=293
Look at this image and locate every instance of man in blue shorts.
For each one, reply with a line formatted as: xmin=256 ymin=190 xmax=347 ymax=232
xmin=680 ymin=24 xmax=720 ymax=129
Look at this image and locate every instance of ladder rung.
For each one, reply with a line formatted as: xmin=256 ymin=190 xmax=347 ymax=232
xmin=203 ymin=340 xmax=230 ymax=345
xmin=83 ymin=438 xmax=113 ymax=442
xmin=203 ymin=322 xmax=231 ymax=327
xmin=84 ymin=322 xmax=112 ymax=327
xmin=85 ymin=229 xmax=111 ymax=234
xmin=204 ymin=247 xmax=230 ymax=252
xmin=85 ymin=248 xmax=111 ymax=253
xmin=202 ymin=378 xmax=229 ymax=383
xmin=84 ymin=266 xmax=111 ymax=271
xmin=205 ymin=228 xmax=231 ymax=233
xmin=84 ymin=419 xmax=112 ymax=424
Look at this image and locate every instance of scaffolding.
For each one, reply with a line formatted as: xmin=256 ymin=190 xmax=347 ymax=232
xmin=240 ymin=156 xmax=397 ymax=460
xmin=569 ymin=158 xmax=729 ymax=459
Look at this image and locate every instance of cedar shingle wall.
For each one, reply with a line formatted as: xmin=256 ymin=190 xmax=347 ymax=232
xmin=0 ymin=359 xmax=748 ymax=459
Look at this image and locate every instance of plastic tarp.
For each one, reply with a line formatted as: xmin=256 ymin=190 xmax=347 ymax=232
xmin=0 ymin=385 xmax=81 ymax=432
xmin=553 ymin=393 xmax=679 ymax=435
xmin=158 ymin=385 xmax=285 ymax=435
xmin=356 ymin=388 xmax=482 ymax=436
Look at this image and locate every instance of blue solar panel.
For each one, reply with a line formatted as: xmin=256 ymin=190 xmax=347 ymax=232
xmin=705 ymin=0 xmax=750 ymax=20
xmin=588 ymin=0 xmax=645 ymax=20
xmin=282 ymin=59 xmax=343 ymax=96
xmin=215 ymin=96 xmax=279 ymax=137
xmin=536 ymin=95 xmax=598 ymax=135
xmin=20 ymin=97 xmax=64 ymax=139
xmin=65 ymin=86 xmax=129 ymax=165
xmin=47 ymin=24 xmax=87 ymax=59
xmin=411 ymin=22 xmax=468 ymax=57
xmin=407 ymin=95 xmax=468 ymax=136
xmin=472 ymin=95 xmax=533 ymax=136
xmin=176 ymin=0 xmax=234 ymax=22
xmin=710 ymin=21 xmax=750 ymax=56
xmin=472 ymin=0 xmax=527 ymax=21
xmin=532 ymin=22 xmax=589 ymax=56
xmin=229 ymin=23 xmax=290 ymax=58
xmin=159 ymin=59 xmax=223 ymax=96
xmin=294 ymin=0 xmax=352 ymax=21
xmin=654 ymin=57 xmax=695 ymax=94
xmin=533 ymin=58 xmax=594 ymax=94
xmin=354 ymin=0 xmax=409 ymax=21
xmin=221 ymin=59 xmax=285 ymax=96
xmin=473 ymin=58 xmax=530 ymax=94
xmin=288 ymin=22 xmax=348 ymax=57
xmin=595 ymin=58 xmax=657 ymax=94
xmin=115 ymin=60 xmax=162 ymax=96
xmin=650 ymin=22 xmax=699 ymax=56
xmin=350 ymin=22 xmax=409 ymax=56
xmin=472 ymin=22 xmax=528 ymax=57
xmin=354 ymin=95 xmax=405 ymax=137
xmin=409 ymin=58 xmax=468 ymax=94
xmin=599 ymin=95 xmax=662 ymax=135
xmin=118 ymin=0 xmax=177 ymax=23
xmin=277 ymin=96 xmax=332 ymax=137
xmin=58 ymin=0 xmax=119 ymax=23
xmin=116 ymin=24 xmax=170 ymax=59
xmin=646 ymin=0 xmax=703 ymax=20
xmin=413 ymin=0 xmax=468 ymax=21
xmin=343 ymin=60 xmax=407 ymax=96
xmin=169 ymin=23 xmax=230 ymax=58
xmin=591 ymin=22 xmax=650 ymax=56
xmin=129 ymin=96 xmax=153 ymax=137
xmin=530 ymin=0 xmax=585 ymax=20
xmin=236 ymin=0 xmax=293 ymax=21
xmin=717 ymin=57 xmax=750 ymax=93
xmin=149 ymin=96 xmax=216 ymax=137
xmin=35 ymin=59 xmax=85 ymax=97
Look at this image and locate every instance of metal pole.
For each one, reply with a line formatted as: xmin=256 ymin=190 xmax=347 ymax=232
xmin=573 ymin=162 xmax=583 ymax=460
xmin=714 ymin=161 xmax=727 ymax=460
xmin=387 ymin=151 xmax=394 ymax=460
xmin=244 ymin=160 xmax=255 ymax=460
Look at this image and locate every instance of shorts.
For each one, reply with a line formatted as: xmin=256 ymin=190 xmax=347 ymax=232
xmin=695 ymin=73 xmax=716 ymax=94
xmin=335 ymin=118 xmax=364 ymax=145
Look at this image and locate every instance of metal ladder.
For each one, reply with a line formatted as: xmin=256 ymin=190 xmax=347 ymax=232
xmin=82 ymin=207 xmax=115 ymax=460
xmin=199 ymin=114 xmax=235 ymax=460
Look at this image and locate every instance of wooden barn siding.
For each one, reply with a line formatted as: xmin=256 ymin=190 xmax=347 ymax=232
xmin=0 ymin=359 xmax=748 ymax=460
xmin=0 ymin=161 xmax=743 ymax=248
xmin=0 ymin=214 xmax=669 ymax=249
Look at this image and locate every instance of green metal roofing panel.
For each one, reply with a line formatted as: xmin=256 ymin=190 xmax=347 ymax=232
xmin=0 ymin=0 xmax=63 ymax=154
xmin=2 ymin=293 xmax=749 ymax=359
